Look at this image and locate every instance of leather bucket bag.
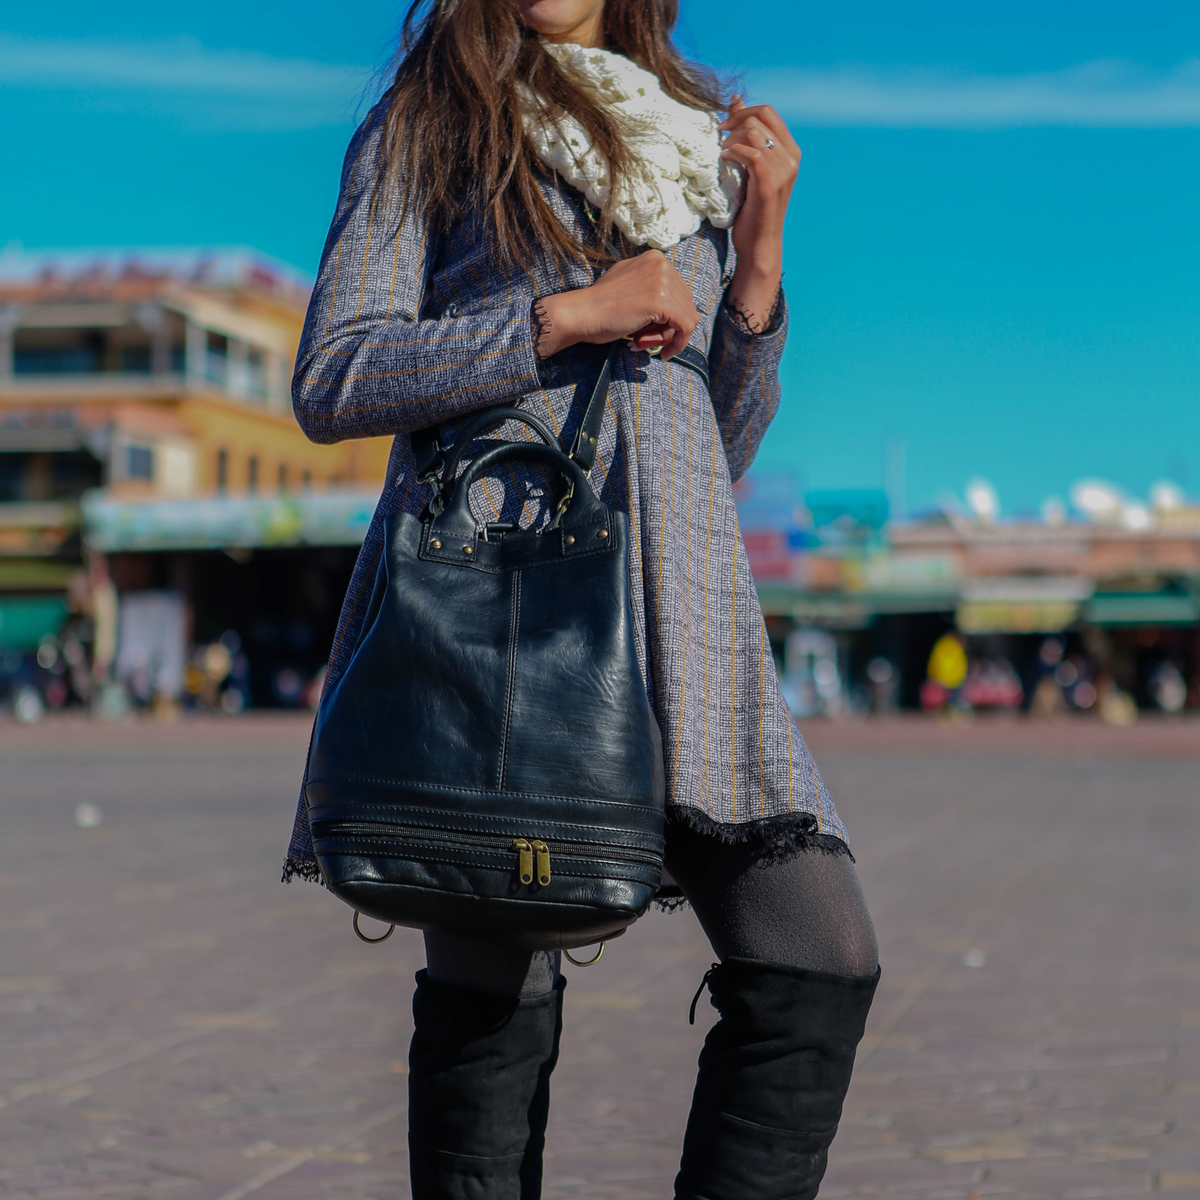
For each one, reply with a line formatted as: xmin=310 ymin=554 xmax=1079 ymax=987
xmin=304 ymin=346 xmax=670 ymax=950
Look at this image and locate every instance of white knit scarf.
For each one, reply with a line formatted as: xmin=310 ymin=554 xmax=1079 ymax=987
xmin=520 ymin=43 xmax=743 ymax=250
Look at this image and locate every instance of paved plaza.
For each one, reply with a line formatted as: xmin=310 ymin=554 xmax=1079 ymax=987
xmin=2 ymin=714 xmax=1199 ymax=1199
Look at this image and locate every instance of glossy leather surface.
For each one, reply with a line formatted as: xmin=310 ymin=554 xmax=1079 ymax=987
xmin=307 ymin=446 xmax=666 ymax=949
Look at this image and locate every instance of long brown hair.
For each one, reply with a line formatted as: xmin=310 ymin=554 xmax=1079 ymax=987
xmin=383 ymin=0 xmax=729 ymax=266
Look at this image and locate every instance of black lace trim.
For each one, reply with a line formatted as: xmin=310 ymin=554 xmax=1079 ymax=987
xmin=281 ymin=856 xmax=326 ymax=886
xmin=723 ymin=280 xmax=785 ymax=337
xmin=652 ymin=807 xmax=852 ymax=912
xmin=666 ymin=804 xmax=851 ymax=860
xmin=531 ymin=297 xmax=552 ymax=361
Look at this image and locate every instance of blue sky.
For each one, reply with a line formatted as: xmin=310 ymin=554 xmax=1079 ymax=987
xmin=3 ymin=1 xmax=1199 ymax=516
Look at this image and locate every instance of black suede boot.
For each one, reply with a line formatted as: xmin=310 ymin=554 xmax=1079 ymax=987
xmin=408 ymin=970 xmax=566 ymax=1200
xmin=675 ymin=958 xmax=879 ymax=1200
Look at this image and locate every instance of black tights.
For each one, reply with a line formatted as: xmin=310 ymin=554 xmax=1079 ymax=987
xmin=424 ymin=826 xmax=878 ymax=996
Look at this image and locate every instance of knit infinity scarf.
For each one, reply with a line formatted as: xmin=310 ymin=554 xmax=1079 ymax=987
xmin=521 ymin=43 xmax=743 ymax=250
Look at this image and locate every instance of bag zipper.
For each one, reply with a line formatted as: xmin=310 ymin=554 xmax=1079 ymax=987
xmin=313 ymin=820 xmax=660 ymax=881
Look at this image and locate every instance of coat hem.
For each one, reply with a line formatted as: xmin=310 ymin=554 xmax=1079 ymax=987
xmin=664 ymin=804 xmax=852 ymax=860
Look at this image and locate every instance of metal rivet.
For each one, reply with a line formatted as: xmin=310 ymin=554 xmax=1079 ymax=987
xmin=564 ymin=534 xmax=575 ymax=546
xmin=430 ymin=539 xmax=442 ymax=550
xmin=462 ymin=545 xmax=474 ymax=555
xmin=597 ymin=528 xmax=608 ymax=539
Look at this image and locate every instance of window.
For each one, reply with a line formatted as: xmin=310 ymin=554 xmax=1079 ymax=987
xmin=216 ymin=448 xmax=228 ymax=493
xmin=14 ymin=330 xmax=103 ymax=375
xmin=205 ymin=332 xmax=228 ymax=385
xmin=127 ymin=445 xmax=154 ymax=481
xmin=120 ymin=346 xmax=151 ymax=373
xmin=247 ymin=347 xmax=268 ymax=397
xmin=247 ymin=455 xmax=259 ymax=493
xmin=277 ymin=463 xmax=288 ymax=492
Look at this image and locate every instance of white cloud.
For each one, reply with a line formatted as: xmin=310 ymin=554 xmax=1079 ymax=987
xmin=7 ymin=36 xmax=1200 ymax=133
xmin=0 ymin=34 xmax=376 ymax=129
xmin=747 ymin=59 xmax=1200 ymax=128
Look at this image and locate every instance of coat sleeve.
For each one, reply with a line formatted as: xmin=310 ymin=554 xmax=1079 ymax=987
xmin=706 ymin=291 xmax=789 ymax=483
xmin=291 ymin=105 xmax=546 ymax=445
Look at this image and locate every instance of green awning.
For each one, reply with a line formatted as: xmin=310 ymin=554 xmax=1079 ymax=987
xmin=0 ymin=595 xmax=67 ymax=649
xmin=1084 ymin=591 xmax=1200 ymax=626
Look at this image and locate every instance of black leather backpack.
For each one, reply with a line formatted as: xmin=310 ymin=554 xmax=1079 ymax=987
xmin=304 ymin=345 xmax=710 ymax=951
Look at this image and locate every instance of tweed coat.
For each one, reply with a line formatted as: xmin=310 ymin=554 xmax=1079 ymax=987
xmin=283 ymin=100 xmax=848 ymax=885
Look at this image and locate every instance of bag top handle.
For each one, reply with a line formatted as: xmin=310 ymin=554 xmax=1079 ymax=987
xmin=412 ymin=343 xmax=619 ymax=492
xmin=434 ymin=407 xmax=560 ymax=497
xmin=429 ymin=440 xmax=608 ymax=535
xmin=412 ymin=339 xmax=706 ymax=513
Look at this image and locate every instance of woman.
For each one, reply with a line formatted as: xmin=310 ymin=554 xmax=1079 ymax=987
xmin=284 ymin=1 xmax=879 ymax=1196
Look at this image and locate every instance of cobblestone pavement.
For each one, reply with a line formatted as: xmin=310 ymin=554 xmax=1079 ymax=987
xmin=2 ymin=714 xmax=1198 ymax=1200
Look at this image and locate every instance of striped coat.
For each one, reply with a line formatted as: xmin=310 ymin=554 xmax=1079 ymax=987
xmin=283 ymin=101 xmax=848 ymax=884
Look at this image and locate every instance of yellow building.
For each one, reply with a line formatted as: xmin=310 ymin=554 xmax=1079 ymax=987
xmin=0 ymin=248 xmax=388 ymax=523
xmin=0 ymin=249 xmax=390 ymax=700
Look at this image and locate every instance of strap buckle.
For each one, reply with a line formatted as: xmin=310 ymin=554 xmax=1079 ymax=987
xmin=547 ymin=482 xmax=575 ymax=531
xmin=416 ymin=453 xmax=447 ymax=518
xmin=424 ymin=484 xmax=446 ymax=518
xmin=413 ymin=424 xmax=447 ymax=517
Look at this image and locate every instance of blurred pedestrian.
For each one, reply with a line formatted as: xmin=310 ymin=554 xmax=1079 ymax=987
xmin=88 ymin=555 xmax=118 ymax=689
xmin=1030 ymin=636 xmax=1067 ymax=718
xmin=283 ymin=3 xmax=878 ymax=1197
xmin=921 ymin=631 xmax=968 ymax=715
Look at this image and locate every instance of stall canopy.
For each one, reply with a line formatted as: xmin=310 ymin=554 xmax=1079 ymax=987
xmin=1084 ymin=585 xmax=1200 ymax=626
xmin=82 ymin=489 xmax=382 ymax=552
xmin=0 ymin=595 xmax=68 ymax=649
xmin=956 ymin=576 xmax=1095 ymax=635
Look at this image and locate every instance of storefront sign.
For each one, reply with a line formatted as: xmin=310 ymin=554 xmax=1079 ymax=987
xmin=82 ymin=489 xmax=381 ymax=552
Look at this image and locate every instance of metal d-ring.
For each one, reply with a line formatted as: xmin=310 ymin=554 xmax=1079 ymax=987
xmin=353 ymin=911 xmax=396 ymax=944
xmin=564 ymin=942 xmax=604 ymax=967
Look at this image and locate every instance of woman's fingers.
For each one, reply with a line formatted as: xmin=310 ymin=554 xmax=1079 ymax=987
xmin=660 ymin=325 xmax=691 ymax=360
xmin=721 ymin=104 xmax=800 ymax=158
xmin=722 ymin=127 xmax=800 ymax=190
xmin=631 ymin=322 xmax=670 ymax=350
xmin=720 ymin=114 xmax=783 ymax=158
xmin=721 ymin=143 xmax=762 ymax=165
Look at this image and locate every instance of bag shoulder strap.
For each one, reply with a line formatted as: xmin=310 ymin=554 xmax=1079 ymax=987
xmin=409 ymin=343 xmax=618 ymax=486
xmin=567 ymin=343 xmax=619 ymax=474
xmin=411 ymin=424 xmax=444 ymax=484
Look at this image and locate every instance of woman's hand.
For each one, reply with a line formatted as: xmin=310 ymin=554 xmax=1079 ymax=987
xmin=536 ymin=251 xmax=701 ymax=360
xmin=719 ymin=97 xmax=801 ymax=332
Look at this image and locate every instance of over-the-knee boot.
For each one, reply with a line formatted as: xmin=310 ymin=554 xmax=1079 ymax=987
xmin=675 ymin=958 xmax=879 ymax=1200
xmin=408 ymin=970 xmax=566 ymax=1200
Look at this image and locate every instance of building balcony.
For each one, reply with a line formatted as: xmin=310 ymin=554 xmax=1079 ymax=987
xmin=0 ymin=372 xmax=191 ymax=400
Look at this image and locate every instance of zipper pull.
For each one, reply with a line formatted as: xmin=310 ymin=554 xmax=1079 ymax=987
xmin=512 ymin=838 xmax=533 ymax=885
xmin=531 ymin=840 xmax=551 ymax=886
